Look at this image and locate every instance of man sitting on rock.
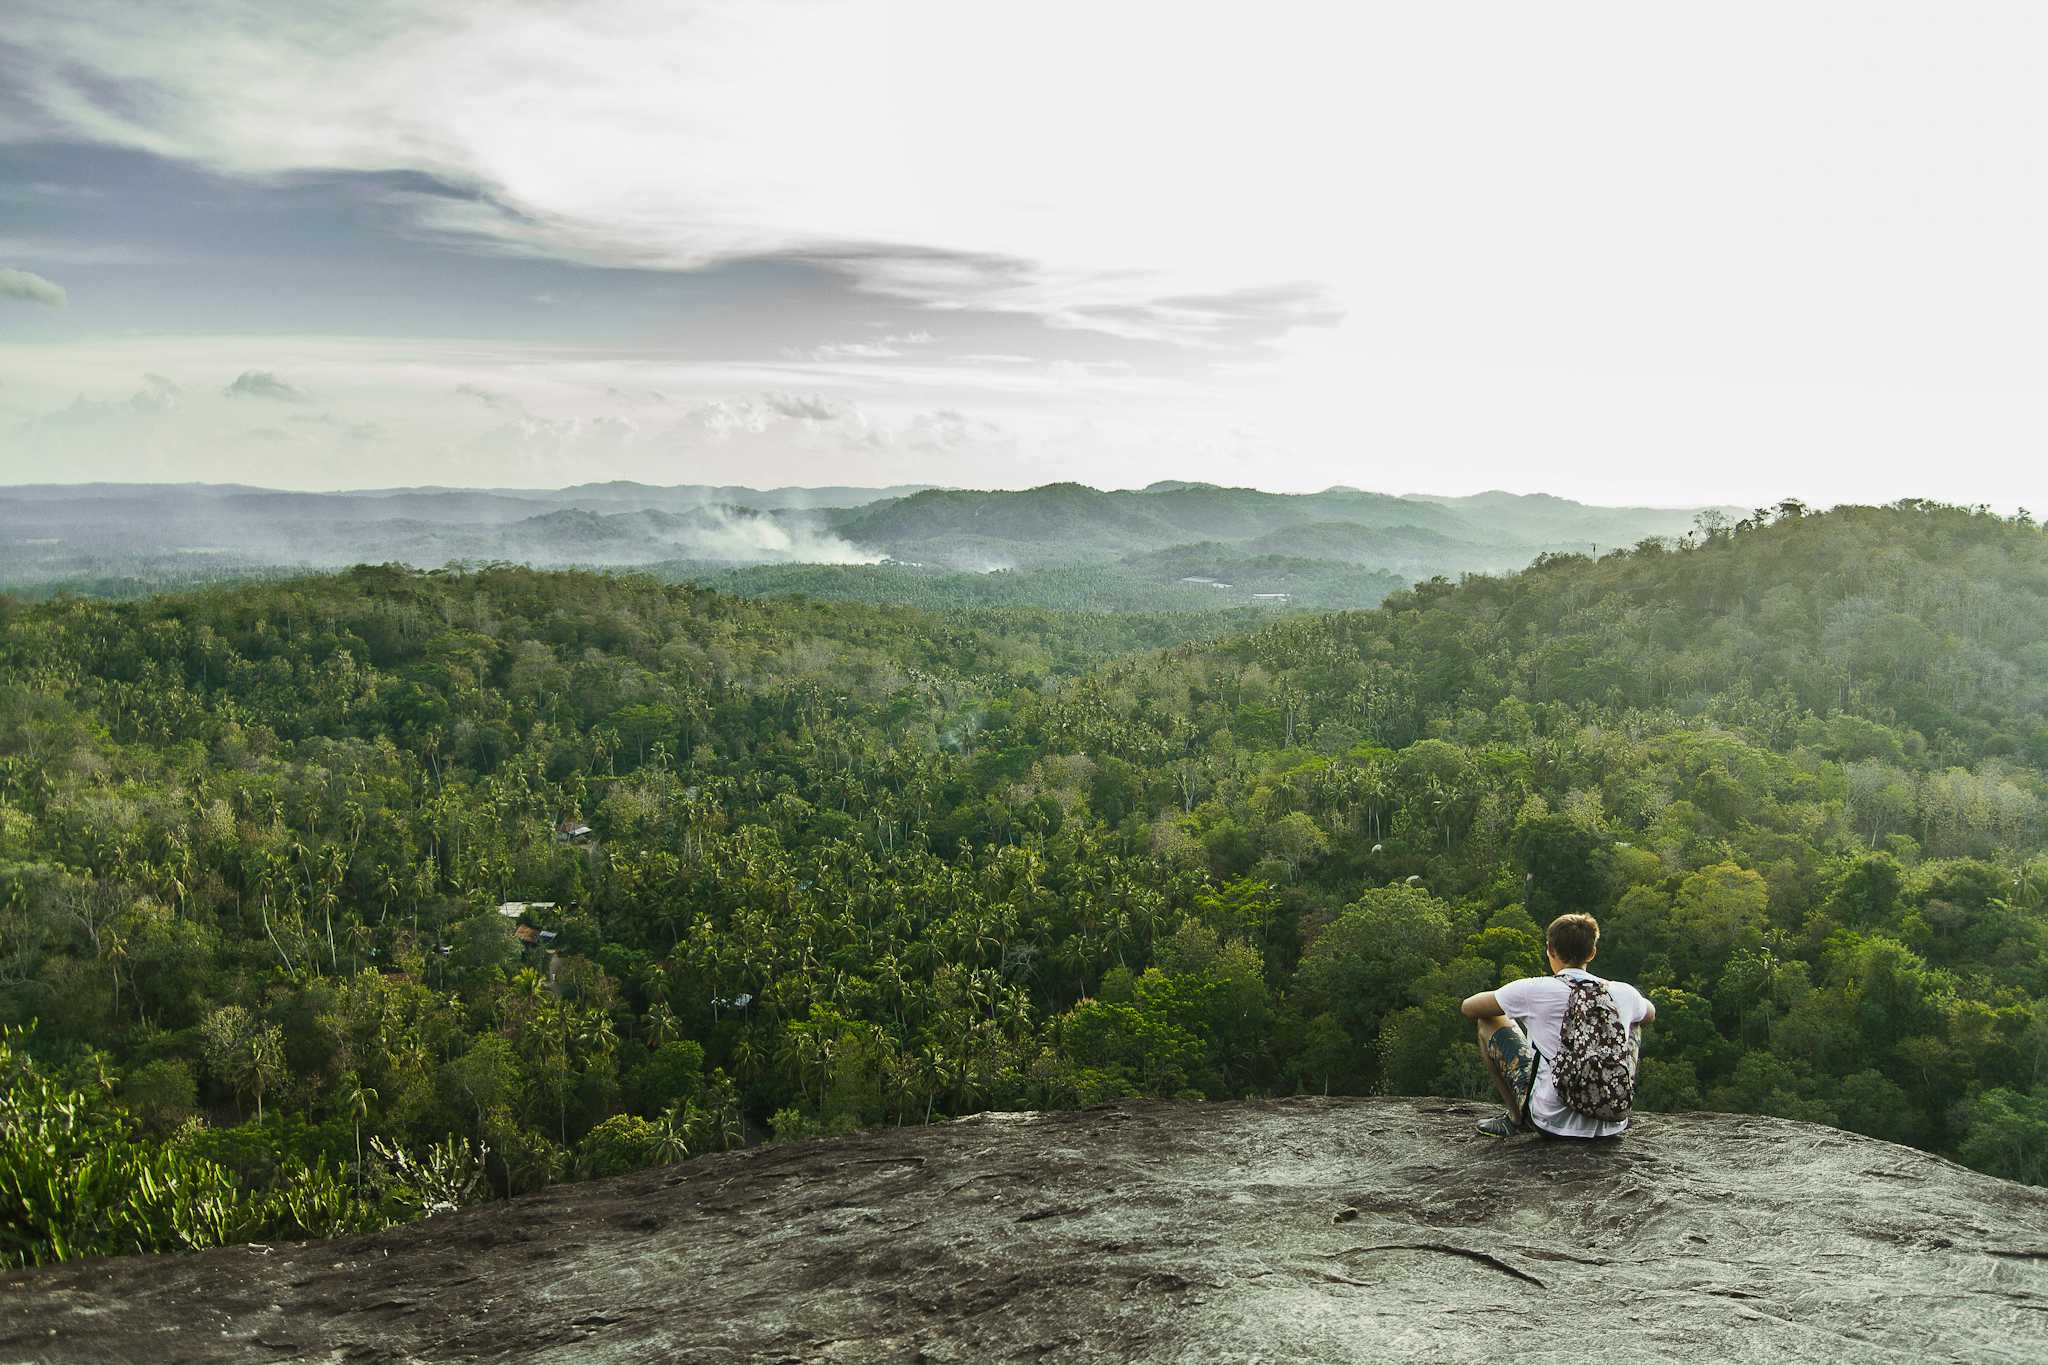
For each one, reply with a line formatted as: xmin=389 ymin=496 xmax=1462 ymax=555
xmin=1458 ymin=913 xmax=1654 ymax=1139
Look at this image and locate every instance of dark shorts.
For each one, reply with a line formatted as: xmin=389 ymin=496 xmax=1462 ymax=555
xmin=1483 ymin=1020 xmax=1537 ymax=1123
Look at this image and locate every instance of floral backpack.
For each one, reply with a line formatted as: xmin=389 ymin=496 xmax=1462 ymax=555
xmin=1551 ymin=975 xmax=1637 ymax=1122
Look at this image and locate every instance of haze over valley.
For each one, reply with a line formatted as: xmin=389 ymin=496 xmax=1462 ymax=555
xmin=0 ymin=479 xmax=1735 ymax=611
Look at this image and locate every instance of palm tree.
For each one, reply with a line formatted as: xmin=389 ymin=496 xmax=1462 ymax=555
xmin=917 ymin=1045 xmax=946 ymax=1125
xmin=102 ymin=927 xmax=130 ymax=1023
xmin=511 ymin=966 xmax=549 ymax=1005
xmin=347 ymin=921 xmax=375 ymax=975
xmin=341 ymin=1074 xmax=378 ymax=1195
xmin=409 ymin=859 xmax=436 ymax=931
xmin=731 ymin=1027 xmax=765 ymax=1082
xmin=637 ymin=962 xmax=674 ymax=1009
xmin=643 ymin=1001 xmax=682 ymax=1048
xmin=778 ymin=1026 xmax=821 ymax=1106
xmin=651 ymin=1104 xmax=694 ymax=1163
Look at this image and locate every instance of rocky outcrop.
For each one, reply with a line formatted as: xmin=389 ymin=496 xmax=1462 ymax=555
xmin=6 ymin=1097 xmax=2046 ymax=1363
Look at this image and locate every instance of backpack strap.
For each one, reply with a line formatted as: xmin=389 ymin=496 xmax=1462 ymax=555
xmin=1520 ymin=1044 xmax=1541 ymax=1126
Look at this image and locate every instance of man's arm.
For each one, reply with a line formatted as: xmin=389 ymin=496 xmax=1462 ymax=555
xmin=1460 ymin=991 xmax=1503 ymax=1020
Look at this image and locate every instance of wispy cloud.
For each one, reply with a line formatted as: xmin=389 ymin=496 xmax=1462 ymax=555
xmin=761 ymin=393 xmax=847 ymax=423
xmin=0 ymin=237 xmax=180 ymax=266
xmin=900 ymin=408 xmax=1000 ymax=455
xmin=791 ymin=246 xmax=1339 ymax=348
xmin=804 ymin=330 xmax=938 ymax=360
xmin=0 ymin=2 xmax=1344 ymax=350
xmin=809 ymin=341 xmax=901 ymax=361
xmin=223 ymin=370 xmax=306 ymax=402
xmin=455 ymin=382 xmax=524 ymax=413
xmin=0 ymin=181 xmax=106 ymax=201
xmin=466 ymin=412 xmax=639 ymax=478
xmin=134 ymin=374 xmax=182 ymax=408
xmin=0 ymin=267 xmax=67 ymax=307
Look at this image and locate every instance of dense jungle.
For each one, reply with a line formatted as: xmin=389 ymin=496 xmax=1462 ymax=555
xmin=5 ymin=498 xmax=2047 ymax=1267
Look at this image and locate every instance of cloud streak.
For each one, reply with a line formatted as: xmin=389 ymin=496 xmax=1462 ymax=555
xmin=810 ymin=342 xmax=901 ymax=360
xmin=0 ymin=266 xmax=67 ymax=306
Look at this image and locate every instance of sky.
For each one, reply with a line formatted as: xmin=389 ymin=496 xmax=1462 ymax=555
xmin=1 ymin=1 xmax=2044 ymax=506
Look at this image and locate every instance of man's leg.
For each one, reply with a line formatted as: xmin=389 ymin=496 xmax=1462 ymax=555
xmin=1474 ymin=1017 xmax=1534 ymax=1134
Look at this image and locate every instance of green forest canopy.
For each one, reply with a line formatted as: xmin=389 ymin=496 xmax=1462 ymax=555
xmin=4 ymin=498 xmax=2047 ymax=1266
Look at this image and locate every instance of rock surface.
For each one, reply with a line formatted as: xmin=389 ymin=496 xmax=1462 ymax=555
xmin=6 ymin=1097 xmax=2047 ymax=1363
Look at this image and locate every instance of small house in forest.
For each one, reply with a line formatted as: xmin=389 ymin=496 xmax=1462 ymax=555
xmin=497 ymin=901 xmax=557 ymax=918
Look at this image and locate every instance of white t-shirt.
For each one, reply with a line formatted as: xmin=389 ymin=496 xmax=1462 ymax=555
xmin=1492 ymin=967 xmax=1651 ymax=1138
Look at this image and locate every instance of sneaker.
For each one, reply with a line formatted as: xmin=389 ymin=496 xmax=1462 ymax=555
xmin=1476 ymin=1112 xmax=1522 ymax=1138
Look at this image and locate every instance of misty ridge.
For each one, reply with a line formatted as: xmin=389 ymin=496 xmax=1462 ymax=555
xmin=0 ymin=481 xmax=911 ymax=578
xmin=0 ymin=479 xmax=1737 ymax=610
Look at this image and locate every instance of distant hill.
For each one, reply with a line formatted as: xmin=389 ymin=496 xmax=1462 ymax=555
xmin=220 ymin=490 xmax=555 ymax=524
xmin=0 ymin=479 xmax=1743 ymax=601
xmin=535 ymin=481 xmax=933 ymax=511
xmin=0 ymin=483 xmax=886 ymax=585
xmin=828 ymin=483 xmax=1734 ymax=572
xmin=1402 ymin=489 xmax=1731 ymax=549
xmin=293 ymin=481 xmax=933 ymax=511
xmin=1234 ymin=522 xmax=1517 ymax=578
xmin=833 ymin=484 xmax=1476 ymax=569
xmin=832 ymin=483 xmax=1185 ymax=562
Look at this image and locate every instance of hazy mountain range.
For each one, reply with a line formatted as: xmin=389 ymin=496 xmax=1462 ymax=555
xmin=0 ymin=480 xmax=1740 ymax=608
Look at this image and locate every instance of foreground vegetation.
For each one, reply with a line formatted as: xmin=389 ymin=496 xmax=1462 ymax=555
xmin=4 ymin=499 xmax=2046 ymax=1266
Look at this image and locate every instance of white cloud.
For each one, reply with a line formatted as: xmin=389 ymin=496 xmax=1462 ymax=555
xmin=811 ymin=342 xmax=902 ymax=360
xmin=135 ymin=374 xmax=182 ymax=407
xmin=223 ymin=370 xmax=307 ymax=402
xmin=455 ymin=382 xmax=524 ymax=413
xmin=807 ymin=332 xmax=934 ymax=359
xmin=467 ymin=412 xmax=640 ymax=478
xmin=0 ymin=267 xmax=67 ymax=307
xmin=760 ymin=393 xmax=850 ymax=423
xmin=900 ymin=408 xmax=1002 ymax=456
xmin=5 ymin=373 xmax=189 ymax=480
